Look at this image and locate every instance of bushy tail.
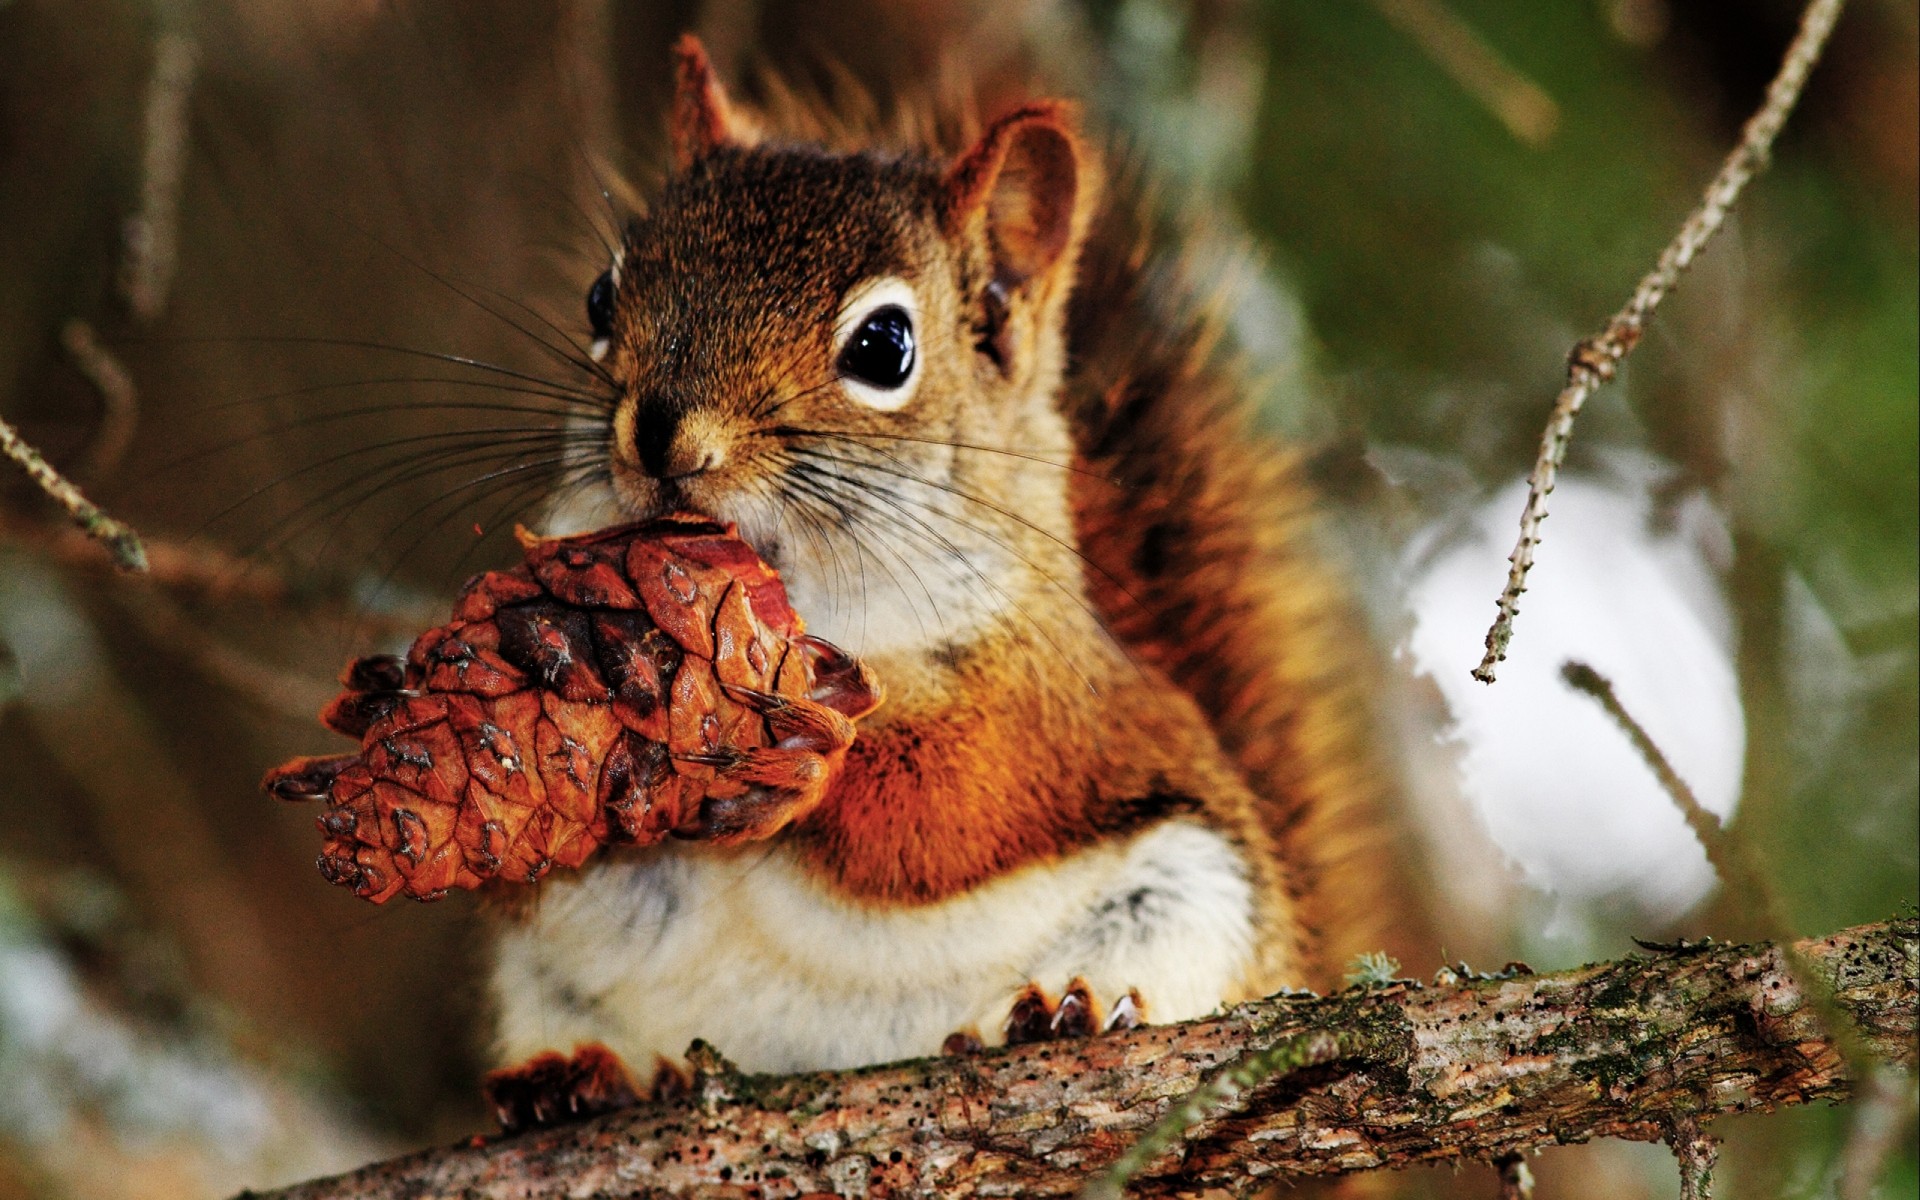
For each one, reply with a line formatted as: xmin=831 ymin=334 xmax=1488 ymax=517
xmin=1062 ymin=162 xmax=1418 ymax=987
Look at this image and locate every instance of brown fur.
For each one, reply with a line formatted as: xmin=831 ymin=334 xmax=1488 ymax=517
xmin=1062 ymin=169 xmax=1410 ymax=988
xmin=597 ymin=46 xmax=1405 ymax=993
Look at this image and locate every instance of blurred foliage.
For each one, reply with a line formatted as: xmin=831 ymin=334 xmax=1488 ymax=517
xmin=0 ymin=0 xmax=1913 ymax=1196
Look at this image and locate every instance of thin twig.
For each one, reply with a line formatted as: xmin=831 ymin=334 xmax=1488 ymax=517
xmin=1078 ymin=1029 xmax=1366 ymax=1200
xmin=1473 ymin=0 xmax=1847 ymax=683
xmin=0 ymin=414 xmax=148 ymax=571
xmin=1836 ymin=1067 xmax=1918 ymax=1200
xmin=1366 ymin=0 xmax=1560 ymax=145
xmin=120 ymin=31 xmax=198 ymax=322
xmin=1560 ymin=660 xmax=1875 ymax=1080
xmin=60 ymin=319 xmax=140 ymax=481
xmin=1670 ymin=1114 xmax=1720 ymax=1200
xmin=1494 ymin=1151 xmax=1535 ymax=1200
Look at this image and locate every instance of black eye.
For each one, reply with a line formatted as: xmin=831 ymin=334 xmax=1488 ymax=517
xmin=587 ymin=270 xmax=615 ymax=339
xmin=838 ymin=305 xmax=916 ymax=389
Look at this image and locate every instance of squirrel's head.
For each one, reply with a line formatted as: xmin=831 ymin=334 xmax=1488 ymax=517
xmin=579 ymin=36 xmax=1102 ymax=665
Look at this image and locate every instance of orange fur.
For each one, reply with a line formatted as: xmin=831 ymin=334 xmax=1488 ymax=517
xmin=564 ymin=38 xmax=1417 ymax=998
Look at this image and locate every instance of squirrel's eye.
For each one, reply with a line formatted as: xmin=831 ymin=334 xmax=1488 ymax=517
xmin=586 ymin=270 xmax=615 ymax=340
xmin=838 ymin=306 xmax=915 ymax=390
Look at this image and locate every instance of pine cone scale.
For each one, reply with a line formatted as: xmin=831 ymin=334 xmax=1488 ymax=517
xmin=266 ymin=515 xmax=882 ymax=903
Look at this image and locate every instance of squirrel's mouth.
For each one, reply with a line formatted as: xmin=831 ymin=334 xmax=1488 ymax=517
xmin=607 ymin=472 xmax=790 ymax=576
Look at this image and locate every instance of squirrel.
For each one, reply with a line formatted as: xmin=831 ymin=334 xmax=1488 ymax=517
xmin=483 ymin=35 xmax=1407 ymax=1121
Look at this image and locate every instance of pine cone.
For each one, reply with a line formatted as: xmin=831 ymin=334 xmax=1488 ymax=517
xmin=263 ymin=515 xmax=882 ymax=903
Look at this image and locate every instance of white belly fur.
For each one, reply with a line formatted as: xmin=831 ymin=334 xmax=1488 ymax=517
xmin=490 ymin=820 xmax=1258 ymax=1078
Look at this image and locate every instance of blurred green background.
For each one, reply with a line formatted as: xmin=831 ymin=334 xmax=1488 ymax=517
xmin=0 ymin=1 xmax=1913 ymax=1196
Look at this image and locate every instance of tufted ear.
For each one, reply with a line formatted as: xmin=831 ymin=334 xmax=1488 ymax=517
xmin=669 ymin=34 xmax=756 ymax=169
xmin=941 ymin=102 xmax=1094 ymax=290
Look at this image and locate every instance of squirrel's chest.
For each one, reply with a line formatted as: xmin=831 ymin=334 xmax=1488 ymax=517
xmin=489 ymin=820 xmax=1259 ymax=1078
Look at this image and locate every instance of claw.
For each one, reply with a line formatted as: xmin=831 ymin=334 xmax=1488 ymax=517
xmin=1005 ymin=984 xmax=1055 ymax=1046
xmin=1104 ymin=990 xmax=1145 ymax=1032
xmin=796 ymin=634 xmax=884 ymax=720
xmin=481 ymin=1043 xmax=640 ymax=1136
xmin=999 ymin=981 xmax=1145 ymax=1047
xmin=1052 ymin=978 xmax=1099 ymax=1038
xmin=942 ymin=1030 xmax=986 ymax=1056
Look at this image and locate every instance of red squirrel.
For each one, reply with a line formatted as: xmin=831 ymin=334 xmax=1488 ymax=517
xmin=484 ymin=36 xmax=1405 ymax=1124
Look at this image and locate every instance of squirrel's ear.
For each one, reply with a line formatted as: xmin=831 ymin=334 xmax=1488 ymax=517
xmin=941 ymin=103 xmax=1093 ymax=289
xmin=670 ymin=34 xmax=755 ymax=169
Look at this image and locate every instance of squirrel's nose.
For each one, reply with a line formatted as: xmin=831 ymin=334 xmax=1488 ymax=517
xmin=632 ymin=409 xmax=728 ymax=480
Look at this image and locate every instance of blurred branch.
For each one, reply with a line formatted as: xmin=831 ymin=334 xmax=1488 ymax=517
xmin=120 ymin=30 xmax=198 ymax=322
xmin=59 ymin=319 xmax=139 ymax=482
xmin=1365 ymin=0 xmax=1559 ymax=145
xmin=1669 ymin=1114 xmax=1720 ymax=1200
xmin=0 ymin=415 xmax=148 ymax=572
xmin=1473 ymin=0 xmax=1847 ymax=684
xmin=0 ymin=509 xmax=280 ymax=601
xmin=1560 ymin=661 xmax=1875 ymax=1077
xmin=1494 ymin=1151 xmax=1534 ymax=1199
xmin=244 ymin=920 xmax=1915 ymax=1199
xmin=1562 ymin=660 xmax=1918 ymax=1199
xmin=1838 ymin=1067 xmax=1920 ymax=1200
xmin=0 ymin=868 xmax=386 ymax=1197
xmin=109 ymin=587 xmax=336 ymax=724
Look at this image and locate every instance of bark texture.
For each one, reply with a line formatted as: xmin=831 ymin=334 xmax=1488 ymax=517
xmin=240 ymin=918 xmax=1917 ymax=1199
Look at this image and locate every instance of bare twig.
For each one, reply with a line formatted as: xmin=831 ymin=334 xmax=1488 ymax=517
xmin=240 ymin=920 xmax=1914 ymax=1199
xmin=1473 ymin=0 xmax=1846 ymax=683
xmin=1837 ymin=1067 xmax=1919 ymax=1200
xmin=1494 ymin=1151 xmax=1534 ymax=1200
xmin=1670 ymin=1114 xmax=1720 ymax=1200
xmin=1366 ymin=0 xmax=1560 ymax=145
xmin=59 ymin=319 xmax=140 ymax=480
xmin=1558 ymin=660 xmax=1876 ymax=1079
xmin=1078 ymin=1029 xmax=1367 ymax=1200
xmin=0 ymin=510 xmax=450 ymax=643
xmin=120 ymin=30 xmax=198 ymax=322
xmin=0 ymin=508 xmax=282 ymax=601
xmin=0 ymin=414 xmax=148 ymax=571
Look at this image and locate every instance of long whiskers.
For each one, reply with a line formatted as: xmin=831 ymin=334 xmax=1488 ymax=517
xmin=784 ymin=458 xmax=1103 ymax=695
xmin=143 ymin=334 xmax=611 ymax=404
xmin=784 ymin=440 xmax=1152 ymax=632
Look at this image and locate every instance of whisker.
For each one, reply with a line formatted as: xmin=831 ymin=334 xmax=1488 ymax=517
xmin=188 ymin=372 xmax=611 ymax=420
xmin=196 ymin=426 xmax=589 ymax=534
xmin=779 ymin=426 xmax=1122 ymax=486
xmin=786 ymin=461 xmax=1100 ymax=695
xmin=349 ymin=457 xmax=609 ymax=622
xmin=132 ymin=334 xmax=609 ymax=403
xmin=161 ymin=393 xmax=597 ymax=477
xmin=261 ymin=446 xmax=589 ymax=589
xmin=346 ymin=224 xmax=617 ymax=390
xmin=775 ymin=467 xmax=940 ymax=648
xmin=785 ymin=443 xmax=1152 ymax=628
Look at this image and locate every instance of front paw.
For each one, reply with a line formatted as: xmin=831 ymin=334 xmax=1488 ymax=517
xmin=1003 ymin=978 xmax=1146 ymax=1046
xmin=481 ymin=1042 xmax=640 ymax=1135
xmin=671 ymin=687 xmax=856 ymax=844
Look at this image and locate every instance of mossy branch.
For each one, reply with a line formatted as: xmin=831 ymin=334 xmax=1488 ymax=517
xmin=240 ymin=919 xmax=1915 ymax=1200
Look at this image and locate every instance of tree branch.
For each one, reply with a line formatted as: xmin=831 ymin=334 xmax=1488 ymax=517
xmin=241 ymin=918 xmax=1915 ymax=1199
xmin=0 ymin=413 xmax=148 ymax=572
xmin=1473 ymin=0 xmax=1846 ymax=683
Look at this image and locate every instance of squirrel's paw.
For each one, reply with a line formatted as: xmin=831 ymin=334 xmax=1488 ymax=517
xmin=678 ymin=688 xmax=855 ymax=844
xmin=1003 ymin=978 xmax=1146 ymax=1046
xmin=481 ymin=1042 xmax=640 ymax=1135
